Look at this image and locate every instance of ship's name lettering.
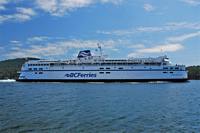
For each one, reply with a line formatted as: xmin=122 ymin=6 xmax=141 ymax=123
xmin=65 ymin=73 xmax=96 ymax=78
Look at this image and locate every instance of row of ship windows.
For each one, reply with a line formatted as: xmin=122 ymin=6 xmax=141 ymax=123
xmin=27 ymin=65 xmax=178 ymax=70
xmin=28 ymin=63 xmax=163 ymax=66
xmin=100 ymin=67 xmax=180 ymax=70
xmin=35 ymin=72 xmax=43 ymax=74
xmin=50 ymin=63 xmax=162 ymax=65
xmin=29 ymin=68 xmax=179 ymax=71
xmin=99 ymin=72 xmax=111 ymax=74
xmin=28 ymin=64 xmax=49 ymax=66
xmin=100 ymin=67 xmax=123 ymax=70
xmin=100 ymin=72 xmax=174 ymax=74
xmin=33 ymin=72 xmax=109 ymax=75
xmin=29 ymin=68 xmax=43 ymax=71
xmin=28 ymin=67 xmax=123 ymax=70
xmin=33 ymin=71 xmax=174 ymax=74
xmin=163 ymin=71 xmax=174 ymax=74
xmin=163 ymin=67 xmax=179 ymax=70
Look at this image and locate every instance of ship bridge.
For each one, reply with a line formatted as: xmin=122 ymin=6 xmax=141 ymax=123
xmin=75 ymin=50 xmax=171 ymax=66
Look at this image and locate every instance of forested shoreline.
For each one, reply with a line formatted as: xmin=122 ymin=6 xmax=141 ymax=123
xmin=0 ymin=58 xmax=39 ymax=79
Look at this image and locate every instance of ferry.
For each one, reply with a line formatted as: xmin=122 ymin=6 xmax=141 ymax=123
xmin=17 ymin=45 xmax=188 ymax=82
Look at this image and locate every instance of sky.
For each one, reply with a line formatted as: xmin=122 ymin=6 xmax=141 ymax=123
xmin=0 ymin=0 xmax=200 ymax=66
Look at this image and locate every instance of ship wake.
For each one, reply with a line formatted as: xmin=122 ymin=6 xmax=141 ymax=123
xmin=0 ymin=79 xmax=16 ymax=82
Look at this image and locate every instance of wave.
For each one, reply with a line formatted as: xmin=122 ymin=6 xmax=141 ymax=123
xmin=0 ymin=79 xmax=16 ymax=82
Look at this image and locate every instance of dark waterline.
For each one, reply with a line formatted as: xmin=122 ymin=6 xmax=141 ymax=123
xmin=0 ymin=81 xmax=200 ymax=132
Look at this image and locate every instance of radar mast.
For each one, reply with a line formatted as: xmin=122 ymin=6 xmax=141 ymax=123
xmin=97 ymin=43 xmax=103 ymax=58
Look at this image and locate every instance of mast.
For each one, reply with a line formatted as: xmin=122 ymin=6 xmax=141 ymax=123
xmin=97 ymin=43 xmax=103 ymax=58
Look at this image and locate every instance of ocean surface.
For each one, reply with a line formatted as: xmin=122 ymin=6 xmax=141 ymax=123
xmin=0 ymin=80 xmax=200 ymax=133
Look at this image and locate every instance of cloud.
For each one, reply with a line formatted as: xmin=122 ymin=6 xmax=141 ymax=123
xmin=167 ymin=31 xmax=200 ymax=42
xmin=128 ymin=44 xmax=145 ymax=49
xmin=138 ymin=44 xmax=183 ymax=53
xmin=181 ymin=0 xmax=200 ymax=6
xmin=10 ymin=40 xmax=20 ymax=44
xmin=6 ymin=39 xmax=118 ymax=58
xmin=0 ymin=0 xmax=9 ymax=10
xmin=27 ymin=36 xmax=69 ymax=43
xmin=0 ymin=7 xmax=36 ymax=23
xmin=0 ymin=0 xmax=123 ymax=24
xmin=16 ymin=7 xmax=36 ymax=16
xmin=35 ymin=0 xmax=123 ymax=16
xmin=167 ymin=22 xmax=200 ymax=30
xmin=27 ymin=36 xmax=50 ymax=42
xmin=0 ymin=0 xmax=9 ymax=5
xmin=9 ymin=40 xmax=23 ymax=47
xmin=0 ymin=46 xmax=4 ymax=51
xmin=128 ymin=44 xmax=184 ymax=57
xmin=97 ymin=30 xmax=135 ymax=36
xmin=97 ymin=26 xmax=164 ymax=36
xmin=143 ymin=3 xmax=155 ymax=12
xmin=98 ymin=22 xmax=200 ymax=36
xmin=0 ymin=6 xmax=5 ymax=10
xmin=0 ymin=0 xmax=26 ymax=11
xmin=5 ymin=36 xmax=186 ymax=60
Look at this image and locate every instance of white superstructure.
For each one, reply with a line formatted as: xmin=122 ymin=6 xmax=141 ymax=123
xmin=18 ymin=48 xmax=188 ymax=82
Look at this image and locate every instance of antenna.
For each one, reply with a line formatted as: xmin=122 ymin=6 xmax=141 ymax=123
xmin=97 ymin=43 xmax=102 ymax=57
xmin=160 ymin=48 xmax=164 ymax=54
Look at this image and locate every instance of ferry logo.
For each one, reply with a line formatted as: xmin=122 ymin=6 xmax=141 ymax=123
xmin=77 ymin=50 xmax=91 ymax=58
xmin=65 ymin=73 xmax=96 ymax=78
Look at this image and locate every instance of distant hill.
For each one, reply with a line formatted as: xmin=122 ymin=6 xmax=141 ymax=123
xmin=0 ymin=58 xmax=199 ymax=80
xmin=0 ymin=58 xmax=39 ymax=79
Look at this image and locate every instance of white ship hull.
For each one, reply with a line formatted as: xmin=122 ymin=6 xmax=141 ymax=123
xmin=18 ymin=67 xmax=188 ymax=82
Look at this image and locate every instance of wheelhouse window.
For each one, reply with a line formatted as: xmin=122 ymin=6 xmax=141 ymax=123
xmin=33 ymin=68 xmax=37 ymax=71
xmin=39 ymin=68 xmax=43 ymax=71
xmin=99 ymin=72 xmax=104 ymax=74
xmin=106 ymin=72 xmax=111 ymax=74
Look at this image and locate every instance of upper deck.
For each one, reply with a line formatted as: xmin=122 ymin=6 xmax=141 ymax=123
xmin=20 ymin=50 xmax=186 ymax=71
xmin=26 ymin=54 xmax=171 ymax=66
xmin=26 ymin=58 xmax=166 ymax=67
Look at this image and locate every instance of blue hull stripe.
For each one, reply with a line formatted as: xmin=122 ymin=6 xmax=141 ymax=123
xmin=17 ymin=78 xmax=188 ymax=82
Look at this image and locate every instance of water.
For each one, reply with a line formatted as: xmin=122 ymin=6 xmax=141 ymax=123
xmin=0 ymin=81 xmax=200 ymax=132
